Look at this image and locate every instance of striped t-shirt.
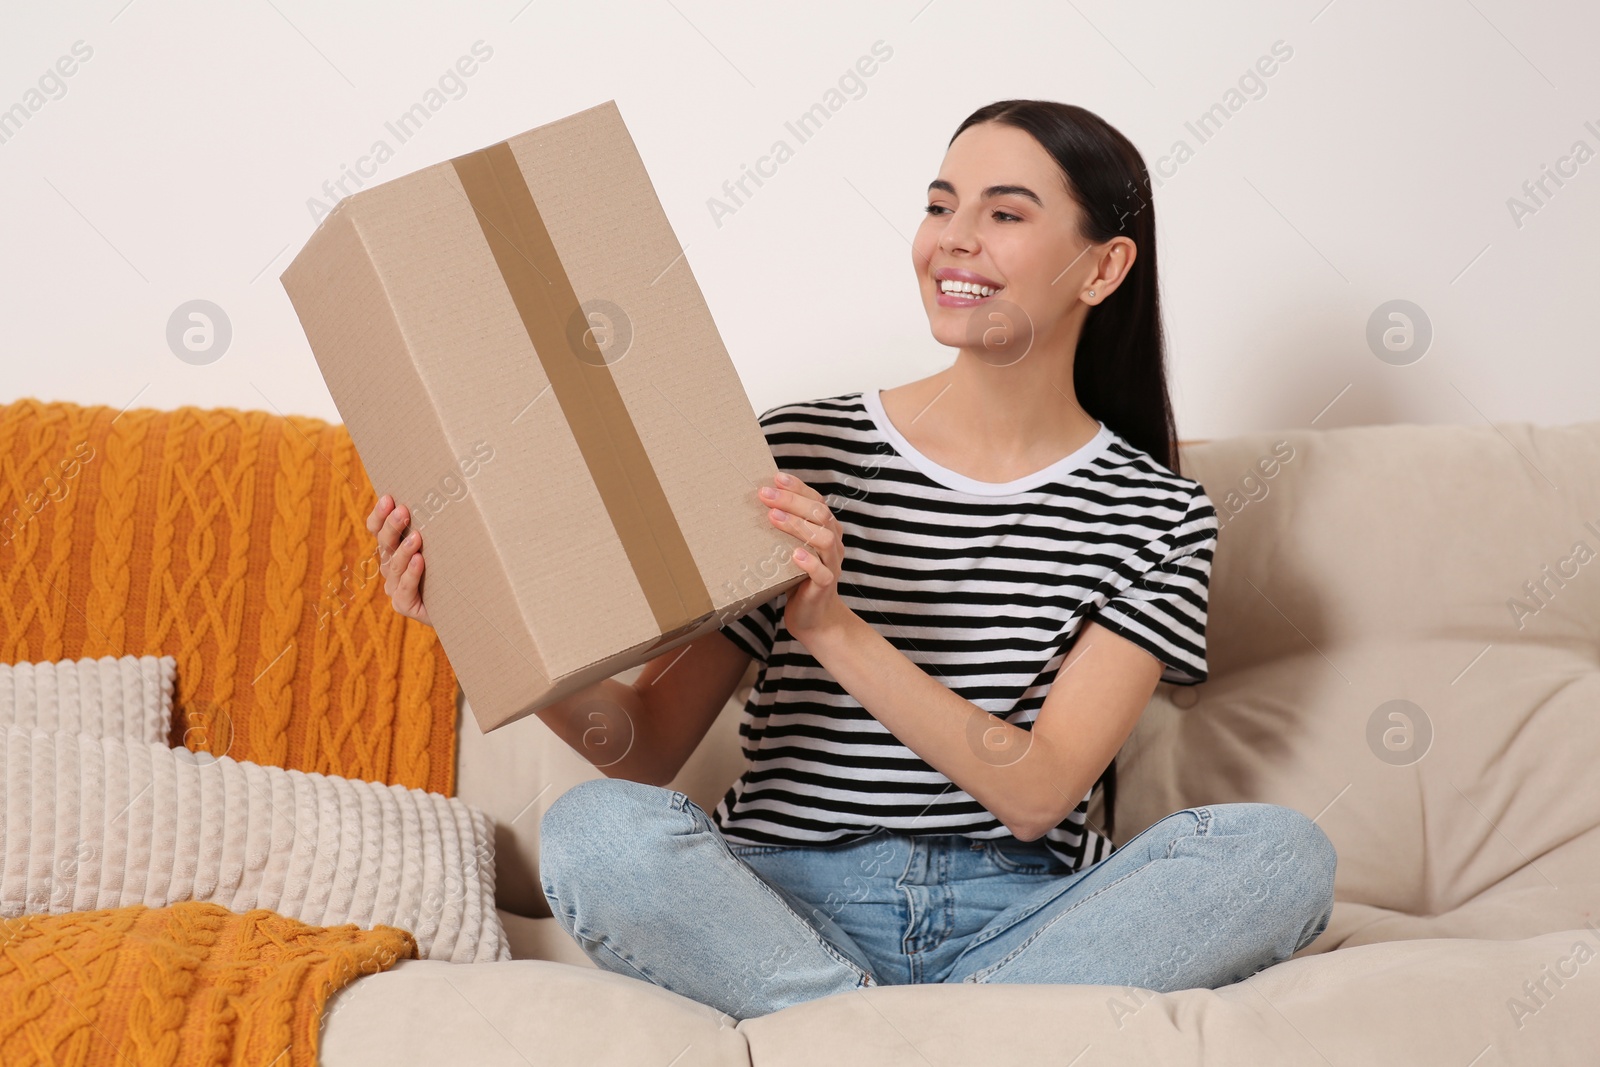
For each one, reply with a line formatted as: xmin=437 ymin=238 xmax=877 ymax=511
xmin=713 ymin=389 xmax=1219 ymax=874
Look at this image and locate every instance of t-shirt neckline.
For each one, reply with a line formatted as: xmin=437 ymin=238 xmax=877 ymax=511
xmin=860 ymin=388 xmax=1113 ymax=496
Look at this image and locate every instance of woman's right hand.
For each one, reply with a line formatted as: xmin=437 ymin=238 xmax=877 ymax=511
xmin=366 ymin=493 xmax=432 ymax=627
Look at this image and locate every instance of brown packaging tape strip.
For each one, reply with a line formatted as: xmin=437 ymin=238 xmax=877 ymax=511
xmin=452 ymin=140 xmax=713 ymax=639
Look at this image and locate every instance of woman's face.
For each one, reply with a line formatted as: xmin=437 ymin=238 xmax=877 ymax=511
xmin=913 ymin=120 xmax=1125 ymax=363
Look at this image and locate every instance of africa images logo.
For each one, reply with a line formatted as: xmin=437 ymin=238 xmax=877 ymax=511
xmin=305 ymin=41 xmax=495 ymax=224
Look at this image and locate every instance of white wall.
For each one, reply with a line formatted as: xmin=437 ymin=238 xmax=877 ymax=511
xmin=2 ymin=0 xmax=1596 ymax=438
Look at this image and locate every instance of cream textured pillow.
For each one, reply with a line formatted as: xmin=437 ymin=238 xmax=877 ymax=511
xmin=0 ymin=725 xmax=509 ymax=964
xmin=0 ymin=654 xmax=175 ymax=744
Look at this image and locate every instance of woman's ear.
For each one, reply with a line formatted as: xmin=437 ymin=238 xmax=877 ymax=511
xmin=1084 ymin=237 xmax=1137 ymax=302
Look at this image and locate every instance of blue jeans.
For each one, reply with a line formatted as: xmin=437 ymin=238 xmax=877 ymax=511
xmin=539 ymin=777 xmax=1336 ymax=1021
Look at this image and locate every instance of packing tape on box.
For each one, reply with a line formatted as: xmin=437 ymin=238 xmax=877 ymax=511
xmin=452 ymin=140 xmax=715 ymax=639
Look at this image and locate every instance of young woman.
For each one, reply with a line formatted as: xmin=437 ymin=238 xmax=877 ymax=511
xmin=367 ymin=99 xmax=1337 ymax=1021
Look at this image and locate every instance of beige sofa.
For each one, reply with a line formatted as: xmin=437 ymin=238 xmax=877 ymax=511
xmin=319 ymin=419 xmax=1600 ymax=1065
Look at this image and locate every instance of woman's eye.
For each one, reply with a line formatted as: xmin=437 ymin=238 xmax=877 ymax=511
xmin=922 ymin=204 xmax=1021 ymax=222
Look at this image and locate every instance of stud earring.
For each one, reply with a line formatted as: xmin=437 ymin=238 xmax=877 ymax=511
xmin=1088 ymin=290 xmax=1096 ymax=297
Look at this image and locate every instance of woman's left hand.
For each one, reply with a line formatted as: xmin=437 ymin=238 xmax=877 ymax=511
xmin=758 ymin=472 xmax=851 ymax=641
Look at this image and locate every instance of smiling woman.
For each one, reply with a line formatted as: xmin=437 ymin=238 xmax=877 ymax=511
xmin=530 ymin=98 xmax=1337 ymax=1021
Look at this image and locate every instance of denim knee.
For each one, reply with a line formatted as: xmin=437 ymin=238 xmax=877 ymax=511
xmin=1276 ymin=806 xmax=1336 ymax=896
xmin=540 ymin=777 xmax=681 ymax=888
xmin=1208 ymin=803 xmax=1334 ymax=897
xmin=1247 ymin=803 xmax=1337 ymax=945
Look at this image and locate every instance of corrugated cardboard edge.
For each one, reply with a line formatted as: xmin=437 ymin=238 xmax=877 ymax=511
xmin=280 ymin=199 xmax=556 ymax=696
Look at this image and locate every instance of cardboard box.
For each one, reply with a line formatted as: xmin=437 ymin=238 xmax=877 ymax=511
xmin=281 ymin=100 xmax=805 ymax=733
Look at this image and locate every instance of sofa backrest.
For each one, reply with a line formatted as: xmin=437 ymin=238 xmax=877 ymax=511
xmin=1124 ymin=420 xmax=1600 ymax=936
xmin=455 ymin=658 xmax=753 ymax=919
xmin=460 ymin=420 xmax=1600 ymax=927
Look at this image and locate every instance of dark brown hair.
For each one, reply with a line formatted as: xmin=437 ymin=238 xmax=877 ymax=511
xmin=948 ymin=99 xmax=1181 ymax=480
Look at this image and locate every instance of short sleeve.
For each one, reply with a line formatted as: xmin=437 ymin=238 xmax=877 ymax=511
xmin=716 ymin=596 xmax=781 ymax=664
xmin=1089 ymin=488 xmax=1219 ymax=685
xmin=715 ymin=404 xmax=790 ymax=665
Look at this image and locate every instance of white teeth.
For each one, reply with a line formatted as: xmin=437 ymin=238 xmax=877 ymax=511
xmin=939 ymin=279 xmax=997 ymax=297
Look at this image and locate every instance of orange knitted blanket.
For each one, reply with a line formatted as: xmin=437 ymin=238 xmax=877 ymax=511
xmin=0 ymin=398 xmax=457 ymax=794
xmin=0 ymin=901 xmax=415 ymax=1066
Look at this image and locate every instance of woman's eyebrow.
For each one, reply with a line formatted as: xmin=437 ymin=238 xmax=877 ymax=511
xmin=926 ymin=179 xmax=1044 ymax=207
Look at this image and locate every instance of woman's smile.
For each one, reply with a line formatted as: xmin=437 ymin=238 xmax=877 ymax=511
xmin=933 ymin=266 xmax=1005 ymax=307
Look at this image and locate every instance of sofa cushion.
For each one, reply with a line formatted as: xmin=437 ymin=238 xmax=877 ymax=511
xmin=0 ymin=725 xmax=508 ymax=963
xmin=320 ymin=957 xmax=752 ymax=1067
xmin=0 ymin=654 xmax=174 ymax=745
xmin=321 ymin=924 xmax=1600 ymax=1066
xmin=732 ymin=926 xmax=1600 ymax=1066
xmin=1119 ymin=421 xmax=1600 ymax=944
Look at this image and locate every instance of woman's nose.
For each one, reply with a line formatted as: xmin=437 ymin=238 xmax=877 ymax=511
xmin=939 ymin=214 xmax=977 ymax=254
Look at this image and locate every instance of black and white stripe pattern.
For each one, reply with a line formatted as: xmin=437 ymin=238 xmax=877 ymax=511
xmin=714 ymin=390 xmax=1218 ymax=874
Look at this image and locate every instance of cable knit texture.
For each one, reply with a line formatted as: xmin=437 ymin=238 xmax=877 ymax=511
xmin=0 ymin=398 xmax=457 ymax=795
xmin=0 ymin=900 xmax=415 ymax=1066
